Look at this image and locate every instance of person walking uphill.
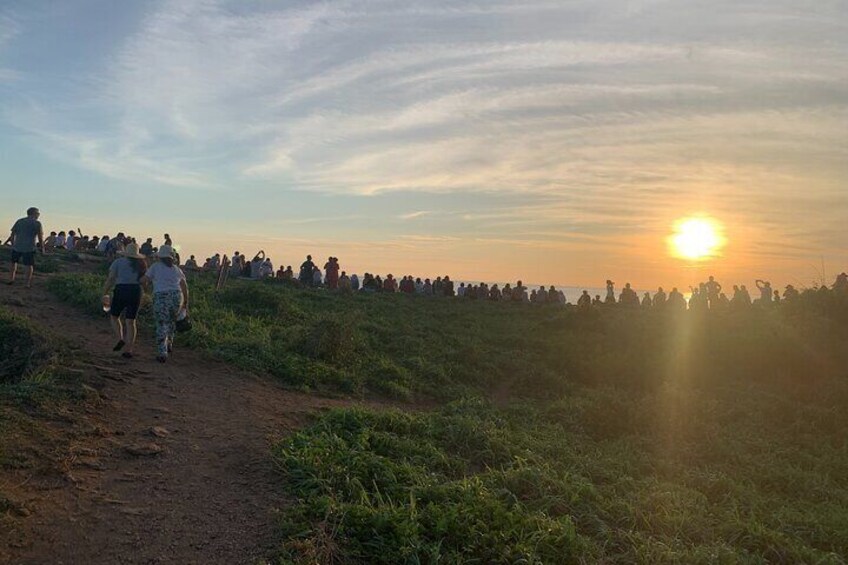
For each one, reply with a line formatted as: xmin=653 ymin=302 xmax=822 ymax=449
xmin=102 ymin=242 xmax=147 ymax=358
xmin=7 ymin=207 xmax=45 ymax=288
xmin=141 ymin=246 xmax=189 ymax=363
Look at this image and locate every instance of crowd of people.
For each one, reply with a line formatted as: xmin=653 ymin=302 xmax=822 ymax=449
xmin=4 ymin=208 xmax=189 ymax=363
xmin=6 ymin=207 xmax=848 ymax=362
xmin=574 ymin=276 xmax=812 ymax=312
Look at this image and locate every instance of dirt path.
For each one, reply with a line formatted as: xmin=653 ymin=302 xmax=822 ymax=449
xmin=0 ymin=269 xmax=361 ymax=564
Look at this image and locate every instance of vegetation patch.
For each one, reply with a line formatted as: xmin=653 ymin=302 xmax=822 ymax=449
xmin=0 ymin=305 xmax=86 ymax=519
xmin=275 ymin=396 xmax=848 ymax=564
xmin=0 ymin=308 xmax=55 ymax=384
xmin=274 ymin=401 xmax=588 ymax=564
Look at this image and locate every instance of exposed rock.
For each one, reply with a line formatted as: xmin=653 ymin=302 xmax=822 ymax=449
xmin=124 ymin=443 xmax=163 ymax=457
xmin=149 ymin=427 xmax=170 ymax=438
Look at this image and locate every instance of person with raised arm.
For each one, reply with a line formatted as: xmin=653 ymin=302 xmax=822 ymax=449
xmin=755 ymin=280 xmax=773 ymax=305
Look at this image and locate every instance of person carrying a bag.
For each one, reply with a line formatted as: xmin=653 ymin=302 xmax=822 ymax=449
xmin=141 ymin=245 xmax=189 ymax=363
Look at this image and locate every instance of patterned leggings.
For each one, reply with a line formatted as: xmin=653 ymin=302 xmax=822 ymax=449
xmin=153 ymin=290 xmax=182 ymax=357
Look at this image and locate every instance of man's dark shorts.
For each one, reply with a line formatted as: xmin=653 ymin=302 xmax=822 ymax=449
xmin=10 ymin=251 xmax=35 ymax=267
xmin=110 ymin=284 xmax=142 ymax=320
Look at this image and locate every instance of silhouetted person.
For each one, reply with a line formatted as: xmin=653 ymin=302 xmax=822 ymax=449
xmin=250 ymin=250 xmax=266 ymax=279
xmin=299 ymin=255 xmax=315 ymax=285
xmin=512 ymin=281 xmax=525 ymax=302
xmin=140 ymin=238 xmax=154 ymax=257
xmin=688 ymin=287 xmax=707 ymax=311
xmin=605 ymin=280 xmax=615 ymax=304
xmin=489 ymin=284 xmax=501 ymax=301
xmin=704 ymin=275 xmax=721 ymax=309
xmin=653 ymin=287 xmax=667 ymax=308
xmin=443 ymin=276 xmax=455 ymax=297
xmin=783 ymin=285 xmax=799 ymax=301
xmin=740 ymin=285 xmax=752 ymax=306
xmin=755 ymin=279 xmax=773 ymax=305
xmin=667 ymin=287 xmax=686 ymax=311
xmin=577 ymin=290 xmax=591 ymax=309
xmin=619 ymin=282 xmax=639 ymax=307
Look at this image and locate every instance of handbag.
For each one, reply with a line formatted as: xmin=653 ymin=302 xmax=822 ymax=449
xmin=176 ymin=308 xmax=193 ymax=333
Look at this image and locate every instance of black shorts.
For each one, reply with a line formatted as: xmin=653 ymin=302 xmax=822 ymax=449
xmin=110 ymin=284 xmax=142 ymax=319
xmin=10 ymin=251 xmax=35 ymax=267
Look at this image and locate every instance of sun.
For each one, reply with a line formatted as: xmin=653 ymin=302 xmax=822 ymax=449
xmin=669 ymin=216 xmax=725 ymax=260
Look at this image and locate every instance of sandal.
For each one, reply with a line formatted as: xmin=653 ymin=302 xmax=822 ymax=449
xmin=121 ymin=351 xmax=134 ymax=359
xmin=113 ymin=340 xmax=126 ymax=352
xmin=156 ymin=355 xmax=167 ymax=363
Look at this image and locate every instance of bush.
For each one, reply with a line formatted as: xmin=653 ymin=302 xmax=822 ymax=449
xmin=298 ymin=315 xmax=362 ymax=366
xmin=0 ymin=308 xmax=54 ymax=383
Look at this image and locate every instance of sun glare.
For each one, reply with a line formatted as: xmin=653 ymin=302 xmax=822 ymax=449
xmin=669 ymin=217 xmax=725 ymax=260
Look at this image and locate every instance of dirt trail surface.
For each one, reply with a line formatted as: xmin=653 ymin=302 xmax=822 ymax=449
xmin=0 ymin=268 xmax=360 ymax=564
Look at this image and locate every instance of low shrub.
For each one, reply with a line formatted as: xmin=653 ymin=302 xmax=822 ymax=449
xmin=0 ymin=308 xmax=54 ymax=383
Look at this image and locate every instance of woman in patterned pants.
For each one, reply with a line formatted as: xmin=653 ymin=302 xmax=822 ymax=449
xmin=141 ymin=245 xmax=189 ymax=363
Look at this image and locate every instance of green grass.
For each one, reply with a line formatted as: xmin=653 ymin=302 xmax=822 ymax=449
xmin=46 ymin=270 xmax=848 ymax=562
xmin=275 ymin=394 xmax=848 ymax=564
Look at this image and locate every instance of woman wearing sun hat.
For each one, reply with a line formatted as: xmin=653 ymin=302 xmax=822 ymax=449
xmin=101 ymin=241 xmax=148 ymax=358
xmin=141 ymin=245 xmax=189 ymax=363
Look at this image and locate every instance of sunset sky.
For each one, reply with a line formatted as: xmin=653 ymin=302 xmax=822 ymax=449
xmin=1 ymin=1 xmax=846 ymax=289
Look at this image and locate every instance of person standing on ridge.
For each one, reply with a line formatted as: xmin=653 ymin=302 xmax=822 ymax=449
xmin=324 ymin=257 xmax=340 ymax=289
xmin=7 ymin=207 xmax=45 ymax=288
xmin=755 ymin=280 xmax=773 ymax=305
xmin=140 ymin=238 xmax=154 ymax=257
xmin=605 ymin=280 xmax=615 ymax=304
xmin=299 ymin=255 xmax=315 ymax=286
xmin=704 ymin=276 xmax=722 ymax=309
xmin=653 ymin=287 xmax=667 ymax=308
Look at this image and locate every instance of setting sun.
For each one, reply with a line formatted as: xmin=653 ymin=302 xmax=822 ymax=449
xmin=669 ymin=217 xmax=725 ymax=260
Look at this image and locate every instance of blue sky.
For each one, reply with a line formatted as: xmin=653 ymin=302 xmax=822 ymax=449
xmin=1 ymin=0 xmax=846 ymax=287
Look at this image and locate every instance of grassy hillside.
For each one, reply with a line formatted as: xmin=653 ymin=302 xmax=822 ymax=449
xmin=46 ymin=271 xmax=848 ymax=563
xmin=0 ymin=306 xmax=85 ymax=519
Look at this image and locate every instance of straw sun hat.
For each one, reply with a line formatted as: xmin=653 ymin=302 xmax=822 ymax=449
xmin=119 ymin=243 xmax=146 ymax=259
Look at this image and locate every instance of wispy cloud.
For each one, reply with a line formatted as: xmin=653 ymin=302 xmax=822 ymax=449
xmin=398 ymin=211 xmax=432 ymax=220
xmin=0 ymin=10 xmax=20 ymax=81
xmin=0 ymin=0 xmax=845 ymax=283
